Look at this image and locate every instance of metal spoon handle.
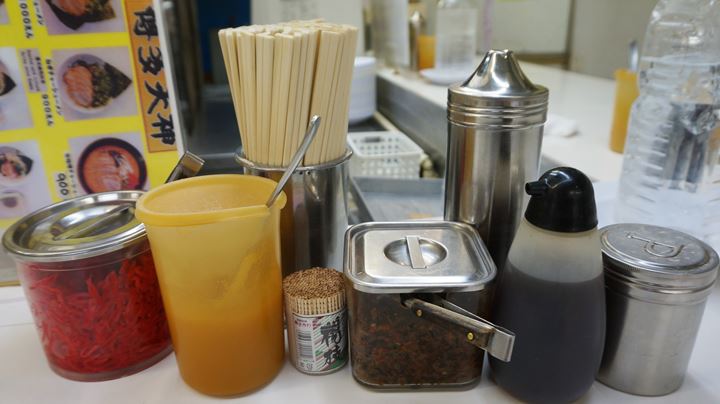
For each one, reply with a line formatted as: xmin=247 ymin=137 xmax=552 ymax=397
xmin=628 ymin=39 xmax=639 ymax=72
xmin=166 ymin=151 xmax=205 ymax=183
xmin=265 ymin=115 xmax=321 ymax=208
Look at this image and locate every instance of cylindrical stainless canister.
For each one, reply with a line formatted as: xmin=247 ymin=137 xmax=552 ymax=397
xmin=236 ymin=150 xmax=351 ymax=277
xmin=444 ymin=49 xmax=548 ymax=271
xmin=598 ymin=224 xmax=719 ymax=396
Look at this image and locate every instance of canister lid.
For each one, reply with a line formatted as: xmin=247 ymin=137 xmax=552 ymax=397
xmin=344 ymin=221 xmax=496 ymax=294
xmin=2 ymin=191 xmax=146 ymax=262
xmin=600 ymin=223 xmax=719 ymax=291
xmin=447 ymin=49 xmax=548 ymax=127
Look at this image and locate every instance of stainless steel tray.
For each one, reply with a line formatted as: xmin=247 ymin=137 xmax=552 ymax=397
xmin=350 ymin=176 xmax=443 ymax=222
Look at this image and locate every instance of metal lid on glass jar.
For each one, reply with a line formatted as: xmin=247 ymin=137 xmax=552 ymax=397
xmin=2 ymin=191 xmax=147 ymax=262
xmin=600 ymin=224 xmax=719 ymax=292
xmin=447 ymin=49 xmax=548 ymax=127
xmin=344 ymin=221 xmax=496 ymax=294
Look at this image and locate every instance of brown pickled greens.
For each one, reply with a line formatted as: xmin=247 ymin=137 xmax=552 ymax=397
xmin=348 ymin=290 xmax=485 ymax=388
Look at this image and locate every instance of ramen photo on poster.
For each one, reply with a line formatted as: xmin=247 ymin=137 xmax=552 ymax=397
xmin=0 ymin=48 xmax=33 ymax=131
xmin=0 ymin=141 xmax=52 ymax=219
xmin=40 ymin=0 xmax=126 ymax=35
xmin=69 ymin=132 xmax=148 ymax=195
xmin=53 ymin=47 xmax=137 ymax=122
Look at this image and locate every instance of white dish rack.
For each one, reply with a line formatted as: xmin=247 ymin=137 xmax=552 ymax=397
xmin=347 ymin=131 xmax=424 ymax=179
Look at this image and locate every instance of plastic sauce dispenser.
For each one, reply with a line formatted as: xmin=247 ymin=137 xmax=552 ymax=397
xmin=489 ymin=167 xmax=606 ymax=403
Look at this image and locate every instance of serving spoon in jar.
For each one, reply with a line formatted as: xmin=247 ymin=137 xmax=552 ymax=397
xmin=264 ymin=115 xmax=321 ymax=208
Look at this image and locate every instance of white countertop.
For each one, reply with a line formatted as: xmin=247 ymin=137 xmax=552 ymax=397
xmin=377 ymin=64 xmax=625 ymax=182
xmin=1 ymin=186 xmax=718 ymax=403
xmin=2 ymin=281 xmax=720 ymax=404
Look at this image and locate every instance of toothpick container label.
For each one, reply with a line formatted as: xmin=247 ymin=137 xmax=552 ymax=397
xmin=283 ymin=267 xmax=348 ymax=375
xmin=290 ymin=308 xmax=347 ymax=373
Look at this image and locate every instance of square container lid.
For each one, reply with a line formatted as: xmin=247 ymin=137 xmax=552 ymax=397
xmin=344 ymin=221 xmax=496 ymax=294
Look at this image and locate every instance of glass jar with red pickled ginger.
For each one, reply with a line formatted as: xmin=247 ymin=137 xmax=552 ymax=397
xmin=2 ymin=191 xmax=172 ymax=382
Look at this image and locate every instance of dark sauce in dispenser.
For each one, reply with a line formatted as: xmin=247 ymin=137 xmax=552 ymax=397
xmin=489 ymin=265 xmax=606 ymax=403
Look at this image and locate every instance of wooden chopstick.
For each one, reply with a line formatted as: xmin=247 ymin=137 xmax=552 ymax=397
xmin=239 ymin=28 xmax=257 ymax=161
xmin=283 ymin=31 xmax=303 ymax=166
xmin=219 ymin=29 xmax=248 ymax=156
xmin=296 ymin=28 xmax=318 ymax=164
xmin=257 ymin=33 xmax=274 ymax=165
xmin=306 ymin=30 xmax=341 ymax=165
xmin=220 ymin=20 xmax=358 ymax=167
xmin=322 ymin=26 xmax=351 ymax=163
xmin=329 ymin=26 xmax=358 ymax=161
xmin=274 ymin=33 xmax=294 ymax=166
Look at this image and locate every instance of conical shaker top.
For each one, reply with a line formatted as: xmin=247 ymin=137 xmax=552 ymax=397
xmin=447 ymin=50 xmax=548 ymax=126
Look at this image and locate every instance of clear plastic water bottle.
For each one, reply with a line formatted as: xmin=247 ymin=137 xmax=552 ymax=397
xmin=615 ymin=0 xmax=720 ymax=249
xmin=434 ymin=0 xmax=478 ymax=72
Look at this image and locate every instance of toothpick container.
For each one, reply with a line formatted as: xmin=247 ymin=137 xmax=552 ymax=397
xmin=283 ymin=268 xmax=348 ymax=374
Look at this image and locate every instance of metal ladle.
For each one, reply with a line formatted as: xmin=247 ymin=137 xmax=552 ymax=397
xmin=265 ymin=115 xmax=321 ymax=208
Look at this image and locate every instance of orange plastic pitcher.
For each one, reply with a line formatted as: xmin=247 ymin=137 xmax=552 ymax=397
xmin=135 ymin=174 xmax=286 ymax=396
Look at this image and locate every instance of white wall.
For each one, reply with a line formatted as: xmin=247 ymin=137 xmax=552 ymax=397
xmin=488 ymin=0 xmax=571 ymax=54
xmin=569 ymin=0 xmax=658 ymax=78
xmin=421 ymin=0 xmax=571 ymax=54
xmin=251 ymin=0 xmax=365 ymax=54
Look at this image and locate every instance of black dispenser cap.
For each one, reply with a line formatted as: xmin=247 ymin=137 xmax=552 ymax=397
xmin=524 ymin=167 xmax=598 ymax=233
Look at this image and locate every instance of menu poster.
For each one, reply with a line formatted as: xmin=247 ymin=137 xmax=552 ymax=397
xmin=0 ymin=0 xmax=184 ymax=285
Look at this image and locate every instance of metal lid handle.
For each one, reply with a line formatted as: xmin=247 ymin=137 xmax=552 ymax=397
xmin=403 ymin=297 xmax=515 ymax=362
xmin=405 ymin=236 xmax=427 ymax=269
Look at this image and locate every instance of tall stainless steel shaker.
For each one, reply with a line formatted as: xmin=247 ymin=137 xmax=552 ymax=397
xmin=444 ymin=49 xmax=548 ymax=270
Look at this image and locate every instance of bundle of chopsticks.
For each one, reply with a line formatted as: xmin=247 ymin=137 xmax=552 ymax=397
xmin=219 ymin=20 xmax=358 ymax=167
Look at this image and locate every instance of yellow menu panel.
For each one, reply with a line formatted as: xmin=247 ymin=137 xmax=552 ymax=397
xmin=0 ymin=0 xmax=183 ymax=232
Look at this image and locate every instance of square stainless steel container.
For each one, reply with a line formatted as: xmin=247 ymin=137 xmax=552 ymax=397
xmin=344 ymin=221 xmax=514 ymax=389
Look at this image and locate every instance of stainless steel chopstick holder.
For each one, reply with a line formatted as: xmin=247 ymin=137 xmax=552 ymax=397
xmin=237 ymin=150 xmax=351 ymax=277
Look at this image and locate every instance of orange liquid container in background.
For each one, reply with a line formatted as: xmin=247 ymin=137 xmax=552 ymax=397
xmin=609 ymin=68 xmax=639 ymax=153
xmin=418 ymin=35 xmax=436 ymax=70
xmin=135 ymin=175 xmax=286 ymax=396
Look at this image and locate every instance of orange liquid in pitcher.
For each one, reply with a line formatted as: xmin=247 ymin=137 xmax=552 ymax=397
xmin=158 ymin=239 xmax=285 ymax=396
